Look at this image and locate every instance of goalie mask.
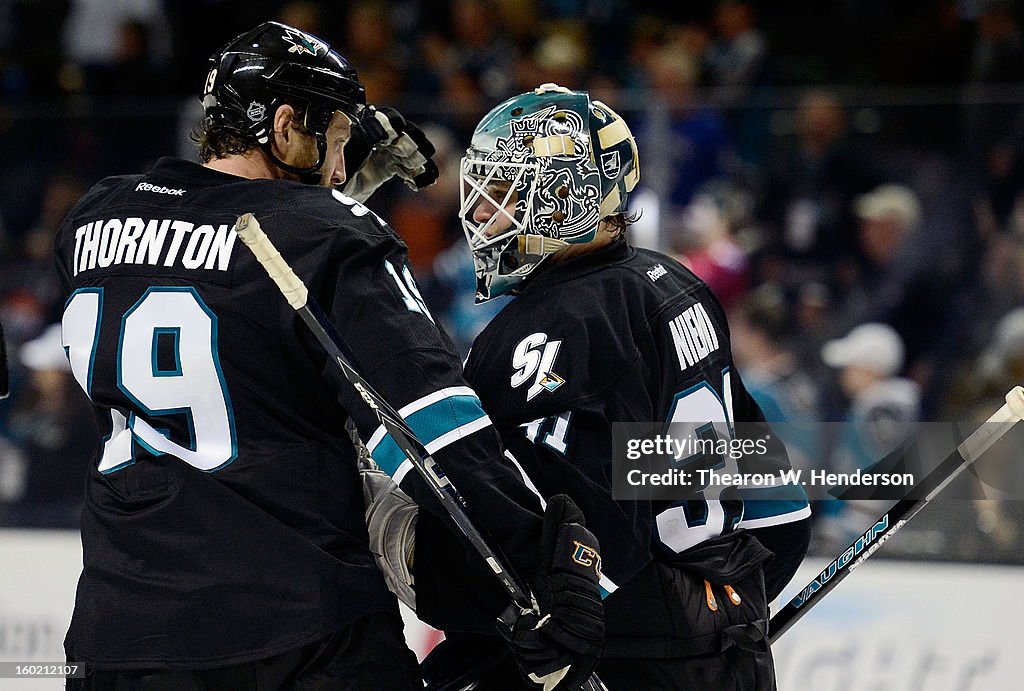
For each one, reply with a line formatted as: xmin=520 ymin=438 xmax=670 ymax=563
xmin=202 ymin=21 xmax=365 ymax=180
xmin=460 ymin=84 xmax=640 ymax=302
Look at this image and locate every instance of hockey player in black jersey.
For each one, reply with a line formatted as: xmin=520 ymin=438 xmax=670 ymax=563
xmin=56 ymin=25 xmax=604 ymax=690
xmin=381 ymin=85 xmax=810 ymax=689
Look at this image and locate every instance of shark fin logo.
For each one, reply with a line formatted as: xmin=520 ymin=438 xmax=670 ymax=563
xmin=282 ymin=28 xmax=326 ymax=57
xmin=538 ymin=371 xmax=565 ymax=393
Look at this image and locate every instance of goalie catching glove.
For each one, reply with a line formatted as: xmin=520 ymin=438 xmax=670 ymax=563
xmin=497 ymin=494 xmax=605 ymax=690
xmin=342 ymin=105 xmax=439 ymax=203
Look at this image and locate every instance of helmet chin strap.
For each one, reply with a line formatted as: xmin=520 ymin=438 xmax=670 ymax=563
xmin=517 ymin=233 xmax=569 ymax=255
xmin=261 ymin=131 xmax=328 ymax=184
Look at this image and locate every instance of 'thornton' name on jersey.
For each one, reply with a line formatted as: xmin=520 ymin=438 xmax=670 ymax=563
xmin=72 ymin=218 xmax=238 ymax=276
xmin=668 ymin=303 xmax=720 ymax=371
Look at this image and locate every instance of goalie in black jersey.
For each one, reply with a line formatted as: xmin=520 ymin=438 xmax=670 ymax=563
xmin=57 ymin=24 xmax=605 ymax=691
xmin=366 ymin=85 xmax=812 ymax=690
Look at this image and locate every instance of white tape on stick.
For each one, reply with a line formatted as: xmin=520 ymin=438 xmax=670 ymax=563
xmin=233 ymin=214 xmax=309 ymax=310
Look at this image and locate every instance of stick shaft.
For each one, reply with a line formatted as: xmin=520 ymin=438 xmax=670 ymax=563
xmin=768 ymin=401 xmax=1019 ymax=642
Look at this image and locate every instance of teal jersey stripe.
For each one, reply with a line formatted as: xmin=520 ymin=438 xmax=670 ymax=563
xmin=740 ymin=499 xmax=810 ymax=521
xmin=370 ymin=395 xmax=488 ymax=476
xmin=738 ymin=483 xmax=810 ymax=520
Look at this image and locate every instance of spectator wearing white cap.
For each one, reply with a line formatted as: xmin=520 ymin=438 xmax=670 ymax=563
xmin=837 ymin=183 xmax=953 ymax=388
xmin=853 ymin=183 xmax=922 ymax=268
xmin=817 ymin=322 xmax=921 ymax=548
xmin=822 ymin=321 xmax=921 ymax=430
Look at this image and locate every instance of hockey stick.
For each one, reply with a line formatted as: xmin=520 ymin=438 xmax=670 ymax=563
xmin=234 ymin=213 xmax=606 ymax=691
xmin=768 ymin=388 xmax=1024 ymax=643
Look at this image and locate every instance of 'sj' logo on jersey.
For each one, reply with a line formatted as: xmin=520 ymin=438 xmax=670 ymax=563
xmin=511 ymin=332 xmax=565 ymax=401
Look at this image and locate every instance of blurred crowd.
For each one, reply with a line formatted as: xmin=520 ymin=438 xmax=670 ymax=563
xmin=1 ymin=0 xmax=1023 ymax=560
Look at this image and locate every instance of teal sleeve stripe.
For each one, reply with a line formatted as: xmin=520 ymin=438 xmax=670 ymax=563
xmin=369 ymin=395 xmax=488 ymax=476
xmin=738 ymin=483 xmax=809 ymax=520
xmin=740 ymin=499 xmax=810 ymax=521
xmin=736 ymin=484 xmax=809 ymax=501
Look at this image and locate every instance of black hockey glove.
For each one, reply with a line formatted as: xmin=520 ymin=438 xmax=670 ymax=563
xmin=341 ymin=105 xmax=439 ymax=203
xmin=497 ymin=494 xmax=605 ymax=690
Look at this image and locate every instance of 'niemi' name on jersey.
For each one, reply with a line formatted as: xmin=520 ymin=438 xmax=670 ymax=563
xmin=668 ymin=302 xmax=720 ymax=371
xmin=72 ymin=217 xmax=238 ymax=276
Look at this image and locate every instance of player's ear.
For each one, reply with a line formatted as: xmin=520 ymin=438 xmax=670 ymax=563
xmin=271 ymin=104 xmax=297 ymax=151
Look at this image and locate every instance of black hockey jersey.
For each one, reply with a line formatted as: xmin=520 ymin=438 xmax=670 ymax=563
xmin=464 ymin=242 xmax=810 ymax=598
xmin=54 ymin=158 xmax=542 ymax=668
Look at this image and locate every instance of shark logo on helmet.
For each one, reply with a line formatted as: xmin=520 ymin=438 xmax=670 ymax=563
xmin=282 ymin=28 xmax=325 ymax=57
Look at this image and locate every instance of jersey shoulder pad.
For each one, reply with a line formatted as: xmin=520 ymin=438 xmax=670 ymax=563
xmin=56 ymin=174 xmax=143 ymax=250
xmin=67 ymin=174 xmax=144 ymax=218
xmin=289 ymin=185 xmax=396 ymax=238
xmin=257 ymin=184 xmax=406 ymax=260
xmin=627 ymin=249 xmax=707 ymax=298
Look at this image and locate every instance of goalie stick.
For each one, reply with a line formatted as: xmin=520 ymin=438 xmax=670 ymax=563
xmin=233 ymin=213 xmax=606 ymax=691
xmin=768 ymin=387 xmax=1024 ymax=643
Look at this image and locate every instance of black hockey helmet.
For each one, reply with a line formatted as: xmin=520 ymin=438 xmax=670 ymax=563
xmin=202 ymin=21 xmax=366 ymax=178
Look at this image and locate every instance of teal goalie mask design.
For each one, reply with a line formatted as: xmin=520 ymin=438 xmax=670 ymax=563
xmin=460 ymin=84 xmax=640 ymax=302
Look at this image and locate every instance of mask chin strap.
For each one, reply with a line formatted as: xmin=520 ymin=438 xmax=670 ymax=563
xmin=518 ymin=234 xmax=569 ymax=255
xmin=260 ymin=131 xmax=328 ymax=184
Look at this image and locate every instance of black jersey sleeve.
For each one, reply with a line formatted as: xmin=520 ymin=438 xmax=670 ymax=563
xmin=294 ymin=207 xmax=544 ymax=570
